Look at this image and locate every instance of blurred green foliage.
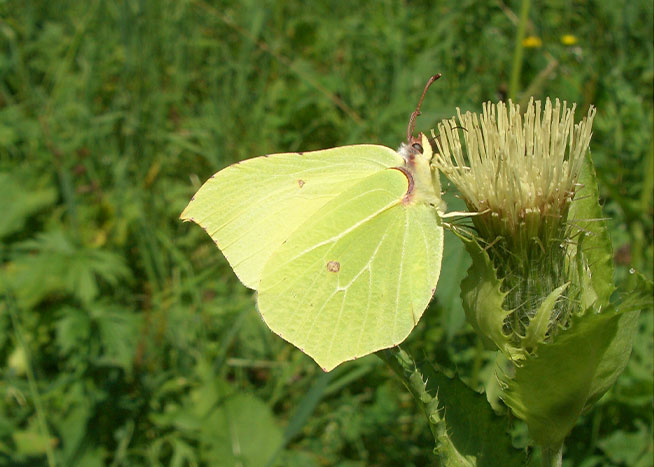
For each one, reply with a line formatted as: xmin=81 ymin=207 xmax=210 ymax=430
xmin=0 ymin=0 xmax=651 ymax=465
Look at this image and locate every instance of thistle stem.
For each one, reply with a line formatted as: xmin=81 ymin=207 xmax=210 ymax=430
xmin=379 ymin=346 xmax=526 ymax=464
xmin=377 ymin=348 xmax=444 ymax=443
xmin=377 ymin=348 xmax=465 ymax=463
xmin=541 ymin=443 xmax=563 ymax=467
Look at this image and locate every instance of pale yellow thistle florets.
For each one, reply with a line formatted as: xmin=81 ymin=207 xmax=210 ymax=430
xmin=435 ymin=98 xmax=595 ymax=252
xmin=434 ymin=98 xmax=596 ymax=341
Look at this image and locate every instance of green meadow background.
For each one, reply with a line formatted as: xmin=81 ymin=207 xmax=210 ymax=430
xmin=1 ymin=1 xmax=652 ymax=465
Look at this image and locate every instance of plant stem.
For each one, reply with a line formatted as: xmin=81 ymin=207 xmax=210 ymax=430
xmin=541 ymin=443 xmax=563 ymax=467
xmin=379 ymin=347 xmax=527 ymax=466
xmin=377 ymin=348 xmax=444 ymax=443
xmin=508 ymin=0 xmax=531 ymax=100
xmin=377 ymin=348 xmax=469 ymax=465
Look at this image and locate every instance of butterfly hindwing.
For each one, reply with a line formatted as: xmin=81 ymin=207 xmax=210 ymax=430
xmin=257 ymin=168 xmax=443 ymax=371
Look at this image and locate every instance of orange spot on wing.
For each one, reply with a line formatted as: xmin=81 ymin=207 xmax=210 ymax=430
xmin=326 ymin=261 xmax=340 ymax=273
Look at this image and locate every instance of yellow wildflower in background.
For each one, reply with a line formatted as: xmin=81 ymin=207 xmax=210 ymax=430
xmin=561 ymin=34 xmax=578 ymax=45
xmin=522 ymin=36 xmax=542 ymax=48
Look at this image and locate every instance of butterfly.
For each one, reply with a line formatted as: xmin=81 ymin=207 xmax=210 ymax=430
xmin=181 ymin=75 xmax=445 ymax=371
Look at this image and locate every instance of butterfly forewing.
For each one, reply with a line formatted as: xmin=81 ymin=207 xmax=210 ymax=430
xmin=180 ymin=145 xmax=403 ymax=289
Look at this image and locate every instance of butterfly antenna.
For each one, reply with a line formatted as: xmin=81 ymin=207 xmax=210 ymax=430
xmin=407 ymin=73 xmax=442 ymax=142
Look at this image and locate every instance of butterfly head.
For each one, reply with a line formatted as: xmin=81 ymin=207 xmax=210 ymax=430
xmin=401 ymin=73 xmax=441 ymax=165
xmin=397 ymin=133 xmax=442 ymax=208
xmin=395 ymin=74 xmax=444 ymax=209
xmin=398 ymin=133 xmax=433 ymax=167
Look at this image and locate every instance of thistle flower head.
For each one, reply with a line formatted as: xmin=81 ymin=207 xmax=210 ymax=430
xmin=435 ymin=98 xmax=595 ymax=247
xmin=435 ymin=98 xmax=596 ymax=350
xmin=434 ymin=98 xmax=648 ymax=451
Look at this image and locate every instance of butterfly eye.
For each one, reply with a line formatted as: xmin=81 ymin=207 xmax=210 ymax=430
xmin=411 ymin=143 xmax=424 ymax=154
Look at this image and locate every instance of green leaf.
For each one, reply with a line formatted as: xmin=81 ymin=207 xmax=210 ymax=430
xmin=91 ymin=304 xmax=141 ymax=372
xmin=54 ymin=386 xmax=94 ymax=464
xmin=12 ymin=430 xmax=56 ymax=456
xmin=427 ymin=368 xmax=524 ymax=466
xmin=205 ymin=393 xmax=283 ymax=466
xmin=4 ymin=230 xmax=130 ymax=308
xmin=597 ymin=421 xmax=652 ymax=467
xmin=583 ymin=273 xmax=653 ymax=409
xmin=521 ymin=283 xmax=569 ymax=353
xmin=460 ymin=239 xmax=516 ymax=358
xmin=170 ymin=439 xmax=199 ymax=467
xmin=55 ymin=306 xmax=91 ymax=356
xmin=436 ymin=224 xmax=471 ymax=339
xmin=55 ymin=304 xmax=141 ymax=372
xmin=500 ymin=306 xmax=640 ymax=448
xmin=567 ymin=152 xmax=615 ymax=309
xmin=0 ymin=172 xmax=57 ymax=240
